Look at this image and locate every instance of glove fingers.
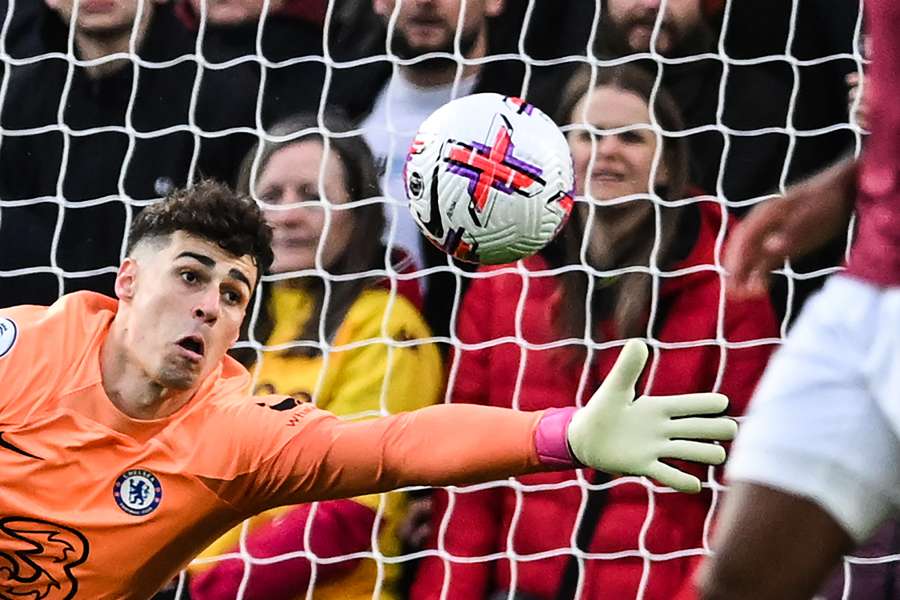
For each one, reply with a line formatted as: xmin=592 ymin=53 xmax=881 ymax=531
xmin=667 ymin=416 xmax=738 ymax=441
xmin=596 ymin=339 xmax=648 ymax=397
xmin=645 ymin=461 xmax=702 ymax=494
xmin=663 ymin=439 xmax=727 ymax=465
xmin=659 ymin=393 xmax=729 ymax=417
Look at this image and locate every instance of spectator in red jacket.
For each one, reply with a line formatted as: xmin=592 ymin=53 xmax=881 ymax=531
xmin=410 ymin=64 xmax=779 ymax=600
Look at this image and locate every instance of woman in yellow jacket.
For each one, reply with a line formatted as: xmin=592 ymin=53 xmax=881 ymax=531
xmin=188 ymin=113 xmax=444 ymax=600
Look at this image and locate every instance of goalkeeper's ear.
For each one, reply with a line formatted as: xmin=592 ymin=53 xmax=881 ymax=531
xmin=115 ymin=258 xmax=139 ymax=302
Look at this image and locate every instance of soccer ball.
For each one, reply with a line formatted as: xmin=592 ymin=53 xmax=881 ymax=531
xmin=404 ymin=93 xmax=574 ymax=265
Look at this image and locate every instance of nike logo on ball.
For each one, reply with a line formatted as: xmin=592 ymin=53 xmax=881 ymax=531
xmin=420 ymin=164 xmax=444 ymax=239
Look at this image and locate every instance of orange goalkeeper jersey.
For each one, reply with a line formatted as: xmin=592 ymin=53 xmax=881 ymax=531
xmin=0 ymin=292 xmax=546 ymax=600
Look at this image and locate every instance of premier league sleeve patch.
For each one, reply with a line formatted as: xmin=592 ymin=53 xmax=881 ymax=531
xmin=0 ymin=317 xmax=17 ymax=359
xmin=114 ymin=469 xmax=162 ymax=516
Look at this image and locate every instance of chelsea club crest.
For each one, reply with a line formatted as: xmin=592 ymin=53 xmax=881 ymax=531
xmin=114 ymin=469 xmax=162 ymax=516
xmin=0 ymin=317 xmax=17 ymax=359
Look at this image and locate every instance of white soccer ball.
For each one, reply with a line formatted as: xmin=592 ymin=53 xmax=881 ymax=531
xmin=404 ymin=93 xmax=574 ymax=265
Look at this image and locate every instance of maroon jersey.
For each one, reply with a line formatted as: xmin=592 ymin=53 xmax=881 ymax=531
xmin=846 ymin=0 xmax=900 ymax=285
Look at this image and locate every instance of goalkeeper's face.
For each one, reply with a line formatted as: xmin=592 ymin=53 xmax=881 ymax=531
xmin=115 ymin=232 xmax=257 ymax=390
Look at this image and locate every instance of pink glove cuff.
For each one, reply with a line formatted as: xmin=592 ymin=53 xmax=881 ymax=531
xmin=534 ymin=407 xmax=580 ymax=468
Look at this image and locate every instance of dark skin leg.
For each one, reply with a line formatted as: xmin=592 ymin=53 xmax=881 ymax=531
xmin=697 ymin=482 xmax=856 ymax=600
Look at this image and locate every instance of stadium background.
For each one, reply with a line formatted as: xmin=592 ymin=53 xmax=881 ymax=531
xmin=0 ymin=0 xmax=895 ymax=598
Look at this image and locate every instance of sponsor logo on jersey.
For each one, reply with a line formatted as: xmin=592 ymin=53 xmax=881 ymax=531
xmin=0 ymin=516 xmax=89 ymax=600
xmin=113 ymin=469 xmax=162 ymax=516
xmin=0 ymin=317 xmax=17 ymax=358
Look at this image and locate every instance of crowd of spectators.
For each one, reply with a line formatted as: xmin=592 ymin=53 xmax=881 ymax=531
xmin=0 ymin=1 xmax=892 ymax=599
xmin=410 ymin=63 xmax=779 ymax=600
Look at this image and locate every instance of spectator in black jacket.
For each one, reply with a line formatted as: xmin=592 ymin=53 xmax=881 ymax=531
xmin=593 ymin=0 xmax=856 ymax=207
xmin=588 ymin=0 xmax=859 ymax=321
xmin=0 ymin=0 xmax=257 ymax=308
xmin=174 ymin=0 xmax=327 ymax=127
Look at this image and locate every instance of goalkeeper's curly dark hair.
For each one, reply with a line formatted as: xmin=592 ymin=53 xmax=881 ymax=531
xmin=126 ymin=179 xmax=274 ymax=284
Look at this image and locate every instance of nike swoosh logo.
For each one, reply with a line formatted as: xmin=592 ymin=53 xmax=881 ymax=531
xmin=0 ymin=431 xmax=43 ymax=460
xmin=420 ymin=162 xmax=445 ymax=240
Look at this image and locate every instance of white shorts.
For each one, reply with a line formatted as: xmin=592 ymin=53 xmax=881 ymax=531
xmin=727 ymin=274 xmax=900 ymax=542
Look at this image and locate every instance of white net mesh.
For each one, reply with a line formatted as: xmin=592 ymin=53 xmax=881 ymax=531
xmin=1 ymin=0 xmax=895 ymax=598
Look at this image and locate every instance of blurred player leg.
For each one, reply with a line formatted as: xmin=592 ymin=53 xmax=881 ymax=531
xmin=697 ymin=275 xmax=900 ymax=599
xmin=698 ymin=482 xmax=853 ymax=600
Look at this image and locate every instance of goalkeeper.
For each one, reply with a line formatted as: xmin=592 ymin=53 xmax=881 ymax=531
xmin=0 ymin=182 xmax=735 ymax=599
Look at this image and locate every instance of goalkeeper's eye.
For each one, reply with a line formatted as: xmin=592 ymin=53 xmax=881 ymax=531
xmin=222 ymin=289 xmax=243 ymax=306
xmin=180 ymin=270 xmax=198 ymax=285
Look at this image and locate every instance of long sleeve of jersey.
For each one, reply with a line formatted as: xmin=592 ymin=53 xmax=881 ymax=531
xmin=210 ymin=402 xmax=549 ymax=514
xmin=412 ymin=269 xmax=515 ymax=599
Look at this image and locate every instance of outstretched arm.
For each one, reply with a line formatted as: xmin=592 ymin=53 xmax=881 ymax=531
xmin=270 ymin=401 xmax=548 ymax=505
xmin=259 ymin=341 xmax=736 ymax=507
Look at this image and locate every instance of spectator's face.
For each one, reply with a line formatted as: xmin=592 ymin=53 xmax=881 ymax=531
xmin=606 ymin=0 xmax=704 ymax=55
xmin=567 ymin=85 xmax=670 ymax=202
xmin=257 ymin=140 xmax=355 ymax=274
xmin=189 ymin=0 xmax=286 ymax=26
xmin=373 ymin=0 xmax=504 ymax=58
xmin=116 ymin=232 xmax=256 ymax=391
xmin=45 ymin=0 xmax=153 ymax=36
xmin=567 ymin=85 xmax=672 ymax=268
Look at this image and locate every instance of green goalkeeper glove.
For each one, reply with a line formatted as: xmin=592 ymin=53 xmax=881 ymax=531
xmin=567 ymin=339 xmax=738 ymax=494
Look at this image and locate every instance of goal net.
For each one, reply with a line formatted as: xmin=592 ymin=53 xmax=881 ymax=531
xmin=1 ymin=0 xmax=893 ymax=599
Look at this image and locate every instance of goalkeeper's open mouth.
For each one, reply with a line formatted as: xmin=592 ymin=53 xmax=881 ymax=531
xmin=175 ymin=334 xmax=205 ymax=363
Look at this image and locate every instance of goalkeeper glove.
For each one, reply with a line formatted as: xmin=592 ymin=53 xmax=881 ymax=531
xmin=567 ymin=339 xmax=737 ymax=493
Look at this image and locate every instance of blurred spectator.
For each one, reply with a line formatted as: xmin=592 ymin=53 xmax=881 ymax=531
xmin=339 ymin=0 xmax=508 ymax=281
xmin=846 ymin=31 xmax=870 ymax=132
xmin=0 ymin=0 xmax=48 ymax=58
xmin=328 ymin=0 xmax=587 ymax=123
xmin=593 ymin=0 xmax=856 ymax=206
xmin=188 ymin=113 xmax=444 ymax=600
xmin=846 ymin=70 xmax=869 ymax=131
xmin=592 ymin=0 xmax=860 ymax=323
xmin=0 ymin=0 xmax=256 ymax=308
xmin=410 ymin=65 xmax=778 ymax=600
xmin=326 ymin=0 xmax=586 ymax=338
xmin=818 ymin=521 xmax=900 ymax=599
xmin=175 ymin=0 xmax=327 ymax=127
